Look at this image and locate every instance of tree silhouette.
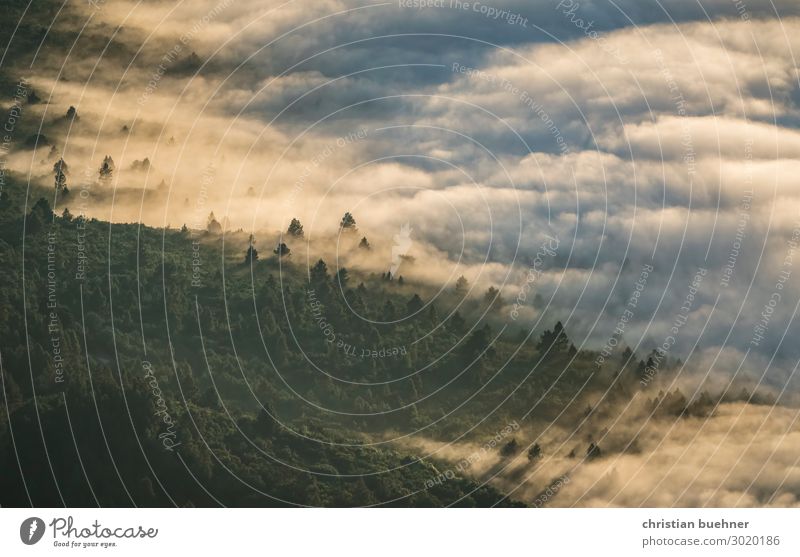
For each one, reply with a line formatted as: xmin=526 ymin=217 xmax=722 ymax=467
xmin=339 ymin=212 xmax=357 ymax=232
xmin=455 ymin=275 xmax=469 ymax=294
xmin=586 ymin=442 xmax=602 ymax=460
xmin=500 ymin=438 xmax=519 ymax=456
xmin=310 ymin=259 xmax=329 ymax=282
xmin=406 ymin=293 xmax=423 ymax=314
xmin=244 ymin=235 xmax=258 ymax=264
xmin=130 ymin=158 xmax=151 ymax=171
xmin=484 ymin=286 xmax=503 ymax=312
xmin=537 ymin=321 xmax=569 ymax=353
xmin=618 ymin=346 xmax=635 ymax=376
xmin=287 ymin=218 xmax=304 ymax=237
xmin=27 ymin=198 xmax=53 ymax=233
xmin=206 ymin=212 xmax=222 ymax=234
xmin=273 ymin=243 xmax=291 ymax=257
xmin=463 ymin=323 xmax=494 ymax=358
xmin=335 ymin=267 xmax=349 ymax=286
xmin=358 ymin=236 xmax=370 ymax=250
xmin=99 ymin=155 xmax=114 ymax=181
xmin=53 ymin=158 xmax=68 ymax=194
xmin=448 ymin=311 xmax=466 ymax=334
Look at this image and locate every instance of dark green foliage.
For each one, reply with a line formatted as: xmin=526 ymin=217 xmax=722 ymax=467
xmin=310 ymin=259 xmax=328 ymax=283
xmin=462 ymin=323 xmax=494 ymax=359
xmin=53 ymin=158 xmax=68 ymax=193
xmin=537 ymin=321 xmax=569 ymax=354
xmin=406 ymin=293 xmax=423 ymax=314
xmin=500 ymin=438 xmax=518 ymax=457
xmin=455 ymin=275 xmax=468 ymax=294
xmin=244 ymin=235 xmax=258 ymax=264
xmin=0 ymin=194 xmax=535 ymax=506
xmin=0 ymin=189 xmax=669 ymax=508
xmin=26 ymin=197 xmax=53 ymax=233
xmin=287 ymin=218 xmax=304 ymax=237
xmin=586 ymin=442 xmax=602 ymax=460
xmin=484 ymin=286 xmax=502 ymax=312
xmin=335 ymin=267 xmax=349 ymax=287
xmin=339 ymin=212 xmax=357 ymax=232
xmin=99 ymin=155 xmax=114 ymax=181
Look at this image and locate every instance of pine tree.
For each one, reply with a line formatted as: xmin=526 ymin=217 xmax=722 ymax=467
xmin=53 ymin=158 xmax=68 ymax=193
xmin=463 ymin=323 xmax=494 ymax=358
xmin=206 ymin=212 xmax=222 ymax=234
xmin=455 ymin=275 xmax=468 ymax=294
xmin=99 ymin=155 xmax=114 ymax=181
xmin=500 ymin=438 xmax=519 ymax=456
xmin=130 ymin=157 xmax=151 ymax=171
xmin=310 ymin=259 xmax=329 ymax=282
xmin=335 ymin=267 xmax=349 ymax=286
xmin=484 ymin=286 xmax=503 ymax=312
xmin=27 ymin=198 xmax=53 ymax=233
xmin=339 ymin=212 xmax=357 ymax=232
xmin=406 ymin=293 xmax=423 ymax=313
xmin=537 ymin=321 xmax=569 ymax=353
xmin=273 ymin=243 xmax=291 ymax=257
xmin=287 ymin=218 xmax=304 ymax=237
xmin=448 ymin=311 xmax=466 ymax=334
xmin=621 ymin=346 xmax=634 ymax=364
xmin=244 ymin=234 xmax=259 ymax=264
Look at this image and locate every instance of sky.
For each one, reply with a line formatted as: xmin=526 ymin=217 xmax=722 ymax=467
xmin=5 ymin=0 xmax=800 ymax=391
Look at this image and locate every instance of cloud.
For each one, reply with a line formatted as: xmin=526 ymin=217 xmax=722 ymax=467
xmin=6 ymin=0 xmax=800 ymax=380
xmin=401 ymin=402 xmax=800 ymax=507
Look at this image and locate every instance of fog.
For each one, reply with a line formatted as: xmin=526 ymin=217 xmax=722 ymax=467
xmin=4 ymin=0 xmax=800 ymax=386
xmin=400 ymin=401 xmax=800 ymax=507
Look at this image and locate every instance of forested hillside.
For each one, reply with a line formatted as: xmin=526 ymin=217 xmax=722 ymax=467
xmin=0 ymin=169 xmax=724 ymax=506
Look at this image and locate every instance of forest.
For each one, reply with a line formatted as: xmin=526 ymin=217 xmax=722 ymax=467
xmin=0 ymin=169 xmax=735 ymax=507
xmin=0 ymin=0 xmax=776 ymax=507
